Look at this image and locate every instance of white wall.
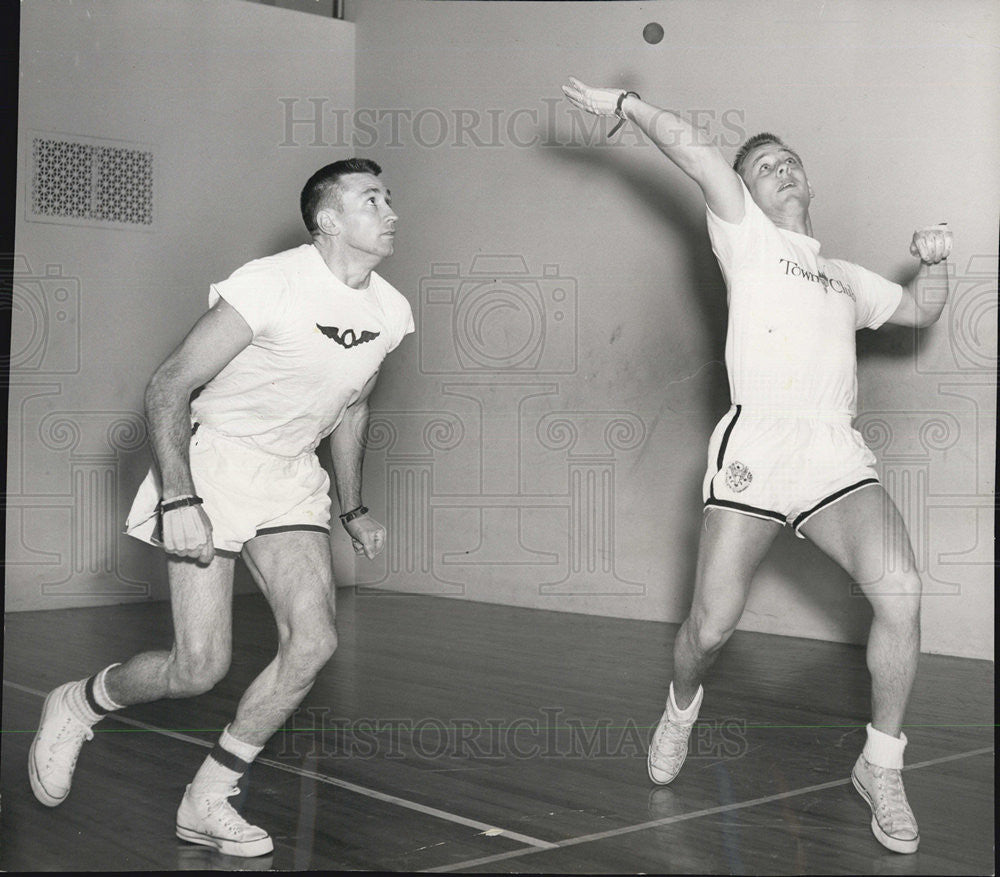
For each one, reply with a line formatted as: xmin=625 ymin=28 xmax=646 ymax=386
xmin=9 ymin=0 xmax=996 ymax=661
xmin=347 ymin=0 xmax=997 ymax=659
xmin=8 ymin=0 xmax=355 ymax=610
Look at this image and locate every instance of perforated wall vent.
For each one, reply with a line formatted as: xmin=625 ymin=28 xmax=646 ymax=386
xmin=28 ymin=134 xmax=155 ymax=230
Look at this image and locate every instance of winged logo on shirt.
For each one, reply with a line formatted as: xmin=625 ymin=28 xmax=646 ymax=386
xmin=316 ymin=324 xmax=381 ymax=349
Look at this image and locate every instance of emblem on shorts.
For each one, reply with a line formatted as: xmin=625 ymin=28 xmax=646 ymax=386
xmin=316 ymin=324 xmax=381 ymax=349
xmin=725 ymin=461 xmax=752 ymax=493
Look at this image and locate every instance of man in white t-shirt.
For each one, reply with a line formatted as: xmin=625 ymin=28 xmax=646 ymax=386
xmin=563 ymin=79 xmax=952 ymax=856
xmin=28 ymin=158 xmax=414 ymax=857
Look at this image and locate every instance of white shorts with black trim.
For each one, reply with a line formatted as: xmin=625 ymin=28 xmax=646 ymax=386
xmin=124 ymin=423 xmax=332 ymax=554
xmin=702 ymin=405 xmax=880 ymax=538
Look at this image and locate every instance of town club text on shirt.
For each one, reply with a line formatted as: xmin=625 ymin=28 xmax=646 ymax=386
xmin=778 ymin=257 xmax=856 ymax=301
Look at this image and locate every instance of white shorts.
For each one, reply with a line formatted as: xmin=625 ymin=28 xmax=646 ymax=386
xmin=702 ymin=405 xmax=880 ymax=537
xmin=124 ymin=423 xmax=332 ymax=554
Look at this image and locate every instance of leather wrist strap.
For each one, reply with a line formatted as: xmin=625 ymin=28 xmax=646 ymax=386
xmin=339 ymin=505 xmax=369 ymax=525
xmin=608 ymin=90 xmax=641 ymax=137
xmin=159 ymin=496 xmax=204 ymax=514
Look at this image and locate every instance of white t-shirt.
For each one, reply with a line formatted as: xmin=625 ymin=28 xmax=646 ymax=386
xmin=706 ymin=181 xmax=902 ymax=416
xmin=191 ymin=243 xmax=414 ymax=457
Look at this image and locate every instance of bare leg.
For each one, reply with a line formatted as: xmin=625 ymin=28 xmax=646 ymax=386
xmin=227 ymin=530 xmax=339 ymax=746
xmin=105 ymin=554 xmax=236 ymax=705
xmin=672 ymin=507 xmax=781 ymax=708
xmin=801 ymin=484 xmax=922 ymax=853
xmin=27 ymin=552 xmax=236 ymax=809
xmin=172 ymin=533 xmax=336 ymax=859
xmin=799 ymin=484 xmax=921 ymax=737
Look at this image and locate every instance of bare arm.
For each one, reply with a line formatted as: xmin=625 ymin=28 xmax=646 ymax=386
xmin=884 ymin=224 xmax=953 ymax=328
xmin=328 ymin=370 xmax=384 ymax=559
xmin=145 ymin=298 xmax=253 ymax=561
xmin=561 ymin=77 xmax=745 ymax=222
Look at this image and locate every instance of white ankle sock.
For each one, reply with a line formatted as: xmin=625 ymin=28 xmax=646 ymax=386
xmin=863 ymin=722 xmax=907 ymax=770
xmin=219 ymin=726 xmax=264 ymax=762
xmin=191 ymin=725 xmax=264 ymax=795
xmin=667 ymin=682 xmax=704 ymax=723
xmin=65 ymin=663 xmax=125 ymax=727
xmin=65 ymin=679 xmax=103 ymax=726
xmin=92 ymin=664 xmax=125 ymax=711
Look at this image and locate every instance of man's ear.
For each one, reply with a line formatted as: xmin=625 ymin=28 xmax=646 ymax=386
xmin=316 ymin=206 xmax=340 ymax=236
xmin=808 ymin=183 xmax=815 ymax=200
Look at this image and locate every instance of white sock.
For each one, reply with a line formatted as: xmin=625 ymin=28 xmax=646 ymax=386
xmin=65 ymin=663 xmax=126 ymax=728
xmin=92 ymin=664 xmax=125 ymax=711
xmin=863 ymin=722 xmax=907 ymax=770
xmin=64 ymin=679 xmax=103 ymax=726
xmin=191 ymin=725 xmax=264 ymax=796
xmin=667 ymin=682 xmax=704 ymax=723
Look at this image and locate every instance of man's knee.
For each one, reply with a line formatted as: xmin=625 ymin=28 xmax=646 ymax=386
xmin=169 ymin=645 xmax=232 ymax=697
xmin=285 ymin=621 xmax=338 ymax=677
xmin=688 ymin=610 xmax=737 ymax=655
xmin=867 ymin=568 xmax=922 ymax=623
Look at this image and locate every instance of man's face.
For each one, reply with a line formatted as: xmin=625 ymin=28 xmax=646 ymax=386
xmin=740 ymin=142 xmax=812 ymax=216
xmin=323 ymin=172 xmax=397 ymax=259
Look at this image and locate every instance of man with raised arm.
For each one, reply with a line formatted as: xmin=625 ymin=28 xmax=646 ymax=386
xmin=562 ymin=77 xmax=951 ymax=855
xmin=28 ymin=158 xmax=414 ymax=857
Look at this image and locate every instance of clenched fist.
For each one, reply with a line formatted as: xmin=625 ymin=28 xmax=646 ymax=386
xmin=345 ymin=513 xmax=386 ymax=560
xmin=162 ymin=505 xmax=215 ymax=564
xmin=909 ymin=223 xmax=952 ymax=264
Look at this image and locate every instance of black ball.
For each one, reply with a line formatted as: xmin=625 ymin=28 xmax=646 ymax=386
xmin=643 ymin=22 xmax=664 ymax=44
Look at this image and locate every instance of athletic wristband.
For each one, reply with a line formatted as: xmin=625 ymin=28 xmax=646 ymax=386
xmin=159 ymin=495 xmax=204 ymax=514
xmin=161 ymin=493 xmax=197 ymax=504
xmin=608 ymin=90 xmax=640 ymax=137
xmin=339 ymin=505 xmax=369 ymax=525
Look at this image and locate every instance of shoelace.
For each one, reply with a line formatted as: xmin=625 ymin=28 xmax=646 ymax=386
xmin=49 ymin=717 xmax=94 ymax=758
xmin=204 ymin=788 xmax=257 ymax=837
xmin=873 ymin=767 xmax=916 ymax=831
xmin=652 ymin=718 xmax=691 ymax=765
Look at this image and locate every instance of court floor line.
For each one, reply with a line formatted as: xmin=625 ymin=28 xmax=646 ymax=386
xmin=425 ymin=745 xmax=995 ymax=873
xmin=3 ymin=680 xmax=557 ymax=852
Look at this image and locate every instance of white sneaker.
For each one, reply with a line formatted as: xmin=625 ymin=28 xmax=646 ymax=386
xmin=28 ymin=682 xmax=95 ymax=806
xmin=647 ymin=707 xmax=697 ymax=784
xmin=176 ymin=784 xmax=274 ymax=858
xmin=851 ymin=754 xmax=920 ymax=854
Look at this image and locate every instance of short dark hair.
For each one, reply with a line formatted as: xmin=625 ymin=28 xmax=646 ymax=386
xmin=300 ymin=158 xmax=383 ymax=236
xmin=732 ymin=132 xmax=789 ymax=177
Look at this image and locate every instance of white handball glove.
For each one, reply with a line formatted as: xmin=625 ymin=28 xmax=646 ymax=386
xmin=561 ymin=77 xmax=628 ymax=117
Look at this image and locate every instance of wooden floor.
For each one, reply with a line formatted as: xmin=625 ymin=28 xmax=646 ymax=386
xmin=1 ymin=590 xmax=994 ymax=873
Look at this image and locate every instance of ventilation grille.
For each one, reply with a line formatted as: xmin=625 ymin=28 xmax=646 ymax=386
xmin=29 ymin=135 xmax=154 ymax=228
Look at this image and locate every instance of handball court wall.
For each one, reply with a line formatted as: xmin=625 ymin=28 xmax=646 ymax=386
xmin=349 ymin=0 xmax=997 ymax=661
xmin=9 ymin=0 xmax=357 ymax=610
xmin=8 ymin=0 xmax=997 ymax=661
